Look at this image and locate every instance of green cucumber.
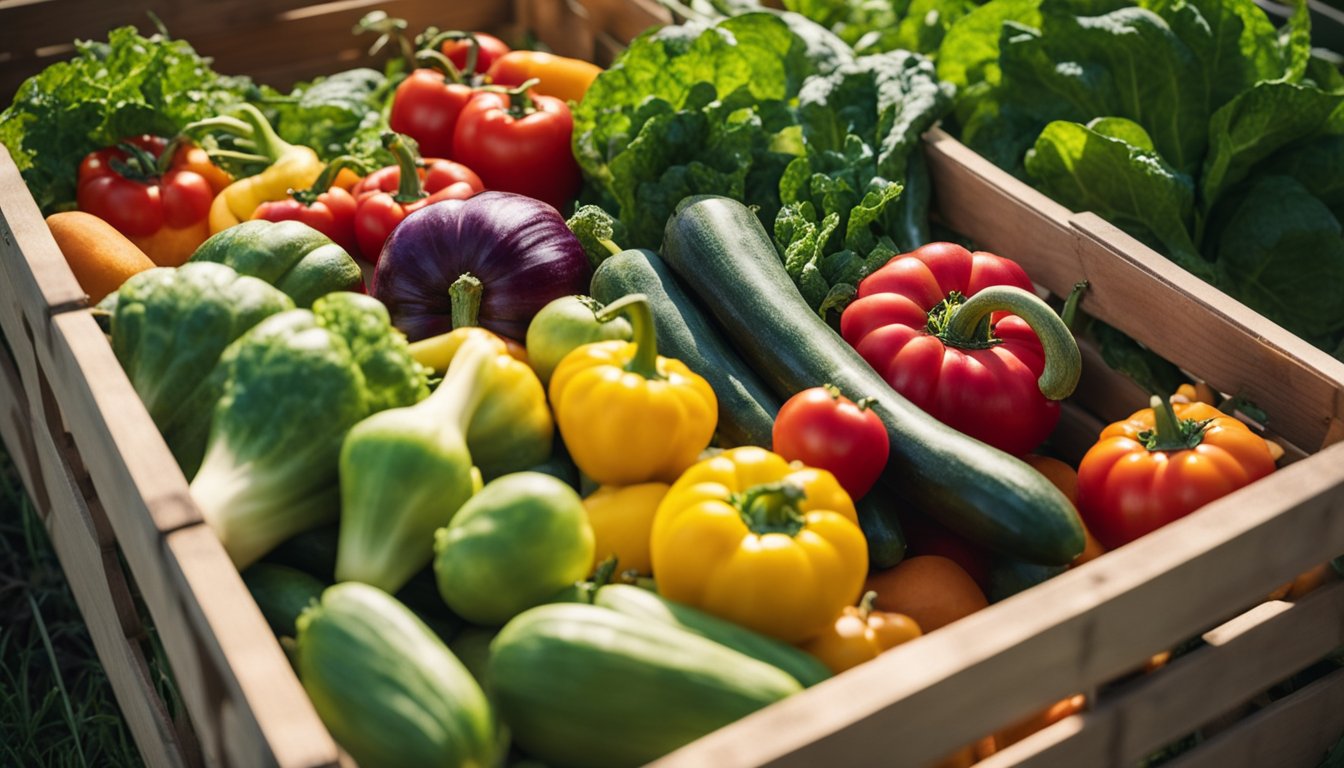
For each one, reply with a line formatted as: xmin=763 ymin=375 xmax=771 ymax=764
xmin=985 ymin=555 xmax=1068 ymax=603
xmin=241 ymin=563 xmax=325 ymax=638
xmin=489 ymin=602 xmax=800 ymax=768
xmin=661 ymin=195 xmax=1083 ymax=565
xmin=592 ymin=583 xmax=831 ymax=687
xmin=590 ymin=248 xmax=779 ymax=448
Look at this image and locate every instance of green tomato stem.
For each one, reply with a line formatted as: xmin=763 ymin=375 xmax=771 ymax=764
xmin=942 ymin=285 xmax=1081 ymax=401
xmin=596 ymin=294 xmax=661 ymax=380
xmin=1140 ymin=395 xmax=1210 ymax=452
xmin=449 ymin=273 xmax=483 ymax=329
xmin=382 ymin=132 xmax=427 ymax=204
xmin=733 ymin=482 xmax=807 ymax=538
xmin=294 ymin=156 xmax=363 ymax=205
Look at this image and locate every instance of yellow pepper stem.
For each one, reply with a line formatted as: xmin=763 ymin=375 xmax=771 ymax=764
xmin=732 ymin=482 xmax=807 ymax=537
xmin=596 ymin=293 xmax=662 ymax=380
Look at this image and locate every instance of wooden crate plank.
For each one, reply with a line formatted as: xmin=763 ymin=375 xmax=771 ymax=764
xmin=0 ymin=145 xmax=88 ymax=314
xmin=1164 ymin=666 xmax=1344 ymax=768
xmin=651 ymin=443 xmax=1344 ymax=768
xmin=161 ymin=524 xmax=340 ymax=768
xmin=0 ymin=337 xmax=42 ymax=512
xmin=984 ymin=580 xmax=1344 ymax=767
xmin=923 ymin=127 xmax=1083 ymax=298
xmin=1070 ymin=213 xmax=1344 ymax=453
xmin=6 ymin=363 xmax=193 ymax=767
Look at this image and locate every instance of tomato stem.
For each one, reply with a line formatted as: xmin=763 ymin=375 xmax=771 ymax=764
xmin=942 ymin=285 xmax=1082 ymax=401
xmin=421 ymin=30 xmax=481 ymax=80
xmin=597 ymin=294 xmax=662 ymax=381
xmin=1139 ymin=395 xmax=1211 ymax=451
xmin=382 ymin=132 xmax=428 ymax=204
xmin=449 ymin=273 xmax=483 ymax=329
xmin=293 ymin=155 xmax=363 ymax=205
xmin=733 ymin=482 xmax=807 ymax=537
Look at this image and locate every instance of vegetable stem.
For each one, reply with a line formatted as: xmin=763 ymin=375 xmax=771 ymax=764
xmin=942 ymin=285 xmax=1081 ymax=401
xmin=597 ymin=294 xmax=662 ymax=380
xmin=449 ymin=274 xmax=484 ymax=329
xmin=421 ymin=335 xmax=497 ymax=433
xmin=733 ymin=482 xmax=807 ymax=537
xmin=383 ymin=132 xmax=427 ymax=204
xmin=1139 ymin=395 xmax=1211 ymax=452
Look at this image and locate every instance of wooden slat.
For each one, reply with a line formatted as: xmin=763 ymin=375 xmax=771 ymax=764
xmin=41 ymin=312 xmax=339 ymax=767
xmin=0 ymin=145 xmax=88 ymax=315
xmin=1070 ymin=214 xmax=1344 ymax=453
xmin=0 ymin=0 xmax=514 ymax=101
xmin=161 ymin=524 xmax=340 ymax=768
xmin=923 ymin=127 xmax=1082 ymax=295
xmin=1164 ymin=666 xmax=1344 ymax=768
xmin=984 ymin=580 xmax=1344 ymax=767
xmin=652 ymin=443 xmax=1344 ymax=768
xmin=0 ymin=325 xmax=191 ymax=766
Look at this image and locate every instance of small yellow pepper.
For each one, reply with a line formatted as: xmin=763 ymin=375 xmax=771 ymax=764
xmin=649 ymin=446 xmax=868 ymax=644
xmin=184 ymin=104 xmax=324 ymax=233
xmin=549 ymin=293 xmax=717 ymax=486
xmin=582 ymin=482 xmax=670 ymax=576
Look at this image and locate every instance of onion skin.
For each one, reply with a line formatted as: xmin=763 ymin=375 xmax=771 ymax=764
xmin=371 ymin=191 xmax=591 ymax=342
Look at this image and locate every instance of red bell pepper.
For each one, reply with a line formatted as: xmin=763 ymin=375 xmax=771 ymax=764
xmin=352 ymin=132 xmax=484 ymax=263
xmin=250 ymin=157 xmax=362 ymax=257
xmin=1076 ymin=396 xmax=1276 ymax=550
xmin=388 ymin=32 xmax=494 ymax=160
xmin=839 ymin=242 xmax=1081 ymax=457
xmin=451 ymin=80 xmax=581 ymax=212
xmin=76 ymin=135 xmax=225 ymax=267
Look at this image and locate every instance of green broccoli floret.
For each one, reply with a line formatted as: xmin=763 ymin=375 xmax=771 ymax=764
xmin=189 ymin=292 xmax=429 ymax=568
xmin=566 ymin=204 xmax=628 ymax=268
xmin=109 ymin=263 xmax=296 ymax=478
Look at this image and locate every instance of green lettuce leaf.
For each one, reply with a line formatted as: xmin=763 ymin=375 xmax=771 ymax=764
xmin=1025 ymin=118 xmax=1206 ymax=275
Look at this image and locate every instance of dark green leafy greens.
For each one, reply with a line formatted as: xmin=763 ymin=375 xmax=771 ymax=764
xmin=938 ymin=0 xmax=1344 ymax=356
xmin=572 ymin=11 xmax=953 ymax=317
xmin=0 ymin=26 xmax=255 ymax=214
xmin=258 ymin=67 xmax=396 ymax=172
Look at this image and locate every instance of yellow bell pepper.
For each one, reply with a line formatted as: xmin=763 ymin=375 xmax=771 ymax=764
xmin=649 ymin=446 xmax=868 ymax=643
xmin=582 ymin=482 xmax=670 ymax=576
xmin=549 ymin=294 xmax=717 ymax=486
xmin=183 ymin=104 xmax=324 ymax=233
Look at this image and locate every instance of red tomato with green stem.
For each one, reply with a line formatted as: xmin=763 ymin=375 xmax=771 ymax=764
xmin=1076 ymin=396 xmax=1276 ymax=550
xmin=352 ymin=132 xmax=484 ymax=262
xmin=451 ymin=80 xmax=581 ymax=212
xmin=442 ymin=31 xmax=510 ymax=76
xmin=772 ymin=384 xmax=890 ymax=500
xmin=251 ymin=156 xmax=362 ymax=256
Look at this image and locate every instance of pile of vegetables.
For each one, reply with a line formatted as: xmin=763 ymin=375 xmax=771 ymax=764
xmin=3 ymin=3 xmax=1334 ymax=767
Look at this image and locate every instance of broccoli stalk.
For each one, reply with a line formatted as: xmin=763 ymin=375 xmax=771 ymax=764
xmin=189 ymin=293 xmax=428 ymax=568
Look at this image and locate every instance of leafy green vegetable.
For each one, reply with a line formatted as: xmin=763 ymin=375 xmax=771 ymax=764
xmin=573 ymin=13 xmax=821 ymax=247
xmin=189 ymin=292 xmax=429 ymax=569
xmin=780 ymin=0 xmax=977 ymax=56
xmin=940 ymin=0 xmax=1344 ymax=358
xmin=259 ymin=67 xmax=394 ymax=170
xmin=0 ymin=26 xmax=255 ymax=214
xmin=108 ymin=263 xmax=296 ymax=478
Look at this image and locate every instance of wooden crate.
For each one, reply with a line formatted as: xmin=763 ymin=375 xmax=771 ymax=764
xmin=1 ymin=2 xmax=1342 ymax=768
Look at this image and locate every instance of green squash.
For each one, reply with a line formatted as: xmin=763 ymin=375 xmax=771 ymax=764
xmin=190 ymin=219 xmax=362 ymax=307
xmin=434 ymin=472 xmax=594 ymax=626
xmin=295 ymin=583 xmax=499 ymax=768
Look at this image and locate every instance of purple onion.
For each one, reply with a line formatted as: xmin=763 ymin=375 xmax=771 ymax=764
xmin=371 ymin=191 xmax=591 ymax=342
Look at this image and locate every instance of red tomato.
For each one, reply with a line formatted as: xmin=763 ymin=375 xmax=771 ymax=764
xmin=251 ymin=185 xmax=360 ymax=257
xmin=451 ymin=88 xmax=581 ymax=212
xmin=443 ymin=32 xmax=510 ymax=76
xmin=1076 ymin=398 xmax=1276 ymax=549
xmin=388 ymin=69 xmax=478 ymax=160
xmin=772 ymin=385 xmax=890 ymax=499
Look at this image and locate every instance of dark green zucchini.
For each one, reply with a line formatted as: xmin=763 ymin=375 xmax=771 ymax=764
xmin=241 ymin=563 xmax=326 ymax=638
xmin=590 ymin=248 xmax=779 ymax=448
xmin=661 ymin=195 xmax=1083 ymax=565
xmin=855 ymin=481 xmax=907 ymax=570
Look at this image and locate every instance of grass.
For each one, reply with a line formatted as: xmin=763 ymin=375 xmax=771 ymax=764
xmin=0 ymin=445 xmax=144 ymax=768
